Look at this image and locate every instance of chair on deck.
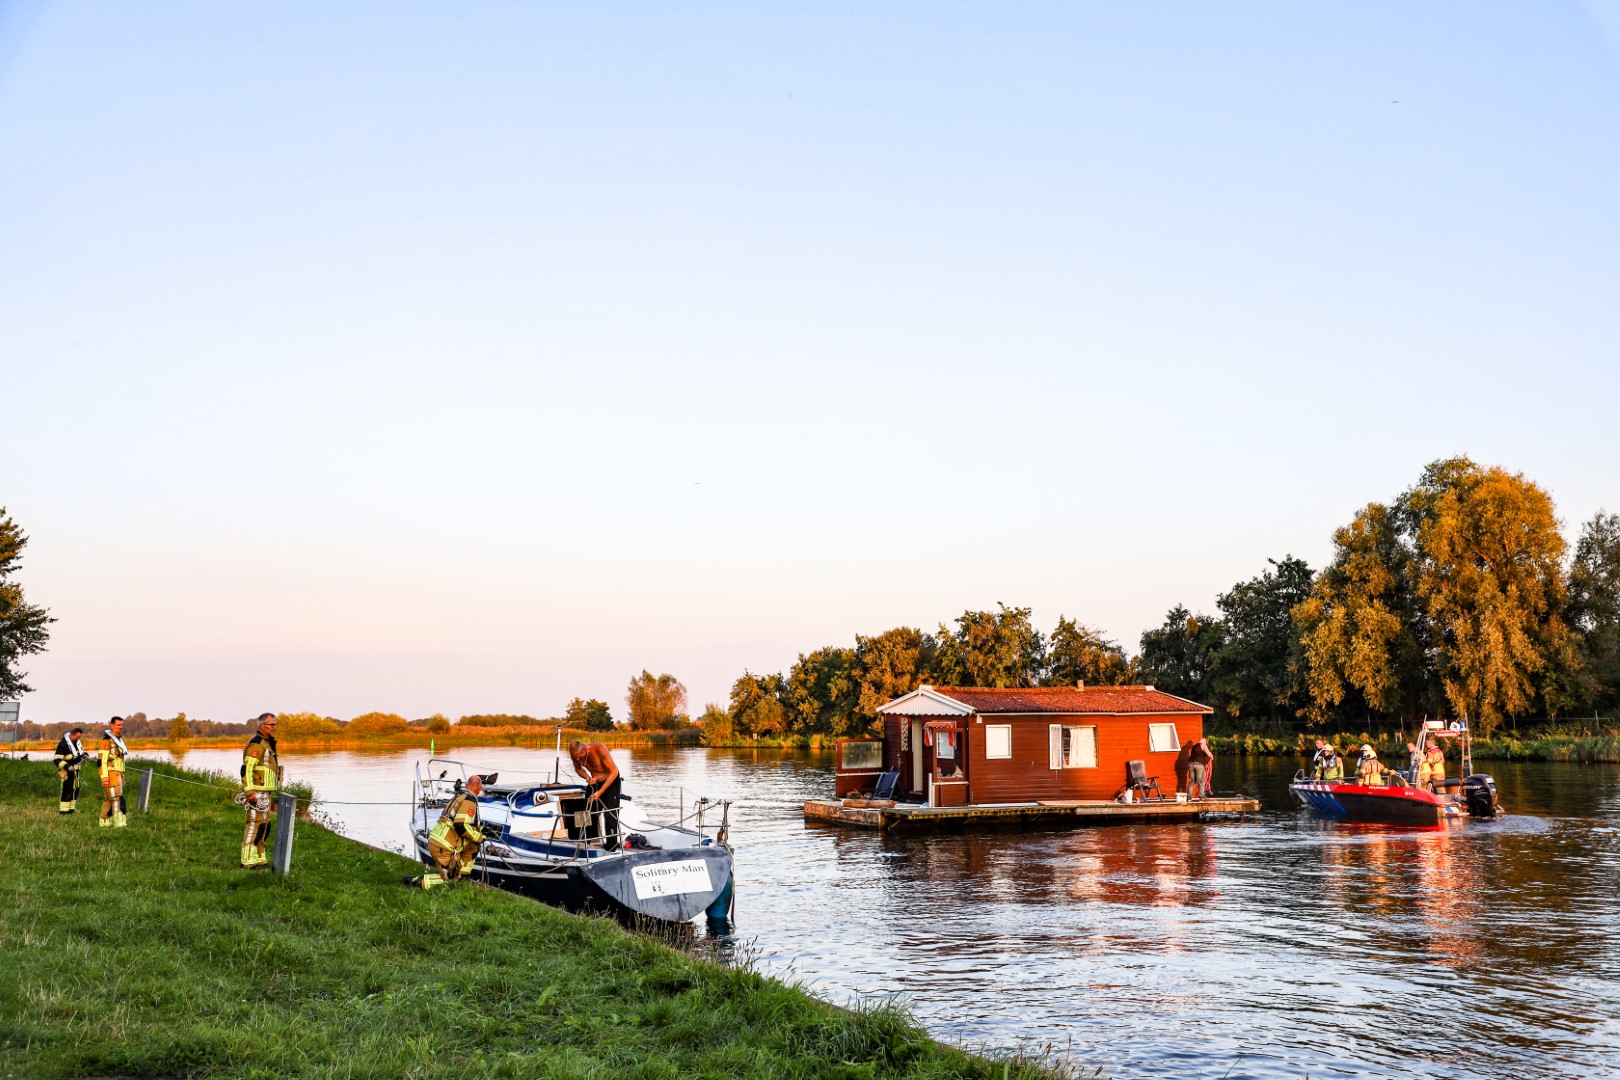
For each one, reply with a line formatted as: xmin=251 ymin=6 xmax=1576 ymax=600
xmin=1125 ymin=760 xmax=1165 ymax=801
xmin=873 ymin=770 xmax=900 ymax=800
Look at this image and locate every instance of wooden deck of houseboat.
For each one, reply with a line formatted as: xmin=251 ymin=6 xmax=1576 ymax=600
xmin=803 ymin=795 xmax=1260 ymax=832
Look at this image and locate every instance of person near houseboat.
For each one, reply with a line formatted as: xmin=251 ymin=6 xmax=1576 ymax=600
xmin=408 ymin=773 xmax=485 ymax=889
xmin=53 ymin=727 xmax=89 ymax=814
xmin=568 ymin=740 xmax=623 ymax=851
xmin=97 ymin=718 xmax=129 ymax=828
xmin=1187 ymin=737 xmax=1214 ymax=799
xmin=1417 ymin=740 xmax=1446 ymax=792
xmin=1355 ymin=744 xmax=1385 ymax=785
xmin=1311 ymin=739 xmax=1344 ymax=781
xmin=239 ymin=713 xmax=281 ymax=868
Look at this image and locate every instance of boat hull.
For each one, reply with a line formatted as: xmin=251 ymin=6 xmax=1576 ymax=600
xmin=1290 ymin=779 xmax=1462 ymax=824
xmin=412 ymin=831 xmax=732 ymax=923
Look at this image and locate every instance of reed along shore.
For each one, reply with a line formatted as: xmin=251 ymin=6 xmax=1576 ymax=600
xmin=0 ymin=758 xmax=1060 ymax=1080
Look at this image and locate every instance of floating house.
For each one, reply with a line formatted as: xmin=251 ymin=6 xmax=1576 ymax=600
xmin=808 ymin=684 xmax=1258 ymax=831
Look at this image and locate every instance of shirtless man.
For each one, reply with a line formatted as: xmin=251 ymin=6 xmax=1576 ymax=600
xmin=568 ymin=741 xmax=623 ymax=851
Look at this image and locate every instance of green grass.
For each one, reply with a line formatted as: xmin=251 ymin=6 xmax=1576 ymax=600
xmin=0 ymin=757 xmax=1062 ymax=1080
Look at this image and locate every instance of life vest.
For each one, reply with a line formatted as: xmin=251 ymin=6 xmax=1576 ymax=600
xmin=54 ymin=735 xmax=87 ymax=771
xmin=429 ymin=791 xmax=483 ymax=851
xmin=242 ymin=732 xmax=280 ymax=794
xmin=99 ymin=732 xmax=126 ymax=781
xmin=1313 ymin=749 xmax=1342 ymax=780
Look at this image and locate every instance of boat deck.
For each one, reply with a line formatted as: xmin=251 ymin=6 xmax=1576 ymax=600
xmin=803 ymin=795 xmax=1260 ymax=832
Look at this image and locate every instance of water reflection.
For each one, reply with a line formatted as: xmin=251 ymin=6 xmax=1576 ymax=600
xmin=138 ymin=746 xmax=1620 ymax=1080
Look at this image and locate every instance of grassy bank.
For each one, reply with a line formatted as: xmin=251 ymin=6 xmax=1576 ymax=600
xmin=0 ymin=757 xmax=1060 ymax=1080
xmin=1208 ymin=729 xmax=1620 ymax=763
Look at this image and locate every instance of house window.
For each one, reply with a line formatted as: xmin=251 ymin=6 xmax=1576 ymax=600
xmin=1048 ymin=724 xmax=1097 ymax=769
xmin=985 ymin=724 xmax=1012 ymax=760
xmin=1148 ymin=723 xmax=1180 ymax=754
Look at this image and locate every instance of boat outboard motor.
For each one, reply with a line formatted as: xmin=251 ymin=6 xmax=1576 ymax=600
xmin=1462 ymin=774 xmax=1500 ymax=818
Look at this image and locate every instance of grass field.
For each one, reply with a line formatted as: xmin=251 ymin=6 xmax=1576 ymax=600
xmin=0 ymin=757 xmax=1061 ymax=1080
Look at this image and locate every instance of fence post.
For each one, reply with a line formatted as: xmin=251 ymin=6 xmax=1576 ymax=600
xmin=271 ymin=793 xmax=297 ymax=874
xmin=137 ymin=769 xmax=154 ymax=813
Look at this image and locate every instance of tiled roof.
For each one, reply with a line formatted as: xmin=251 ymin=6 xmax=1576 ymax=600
xmin=929 ymin=686 xmax=1212 ymax=715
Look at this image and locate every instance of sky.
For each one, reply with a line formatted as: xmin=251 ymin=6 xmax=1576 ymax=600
xmin=4 ymin=2 xmax=1619 ymax=726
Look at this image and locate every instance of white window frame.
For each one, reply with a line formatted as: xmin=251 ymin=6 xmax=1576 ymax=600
xmin=1048 ymin=724 xmax=1097 ymax=769
xmin=985 ymin=724 xmax=1012 ymax=760
xmin=1148 ymin=723 xmax=1180 ymax=754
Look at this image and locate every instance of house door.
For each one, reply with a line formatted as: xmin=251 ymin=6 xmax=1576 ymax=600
xmin=910 ymin=719 xmax=925 ymax=794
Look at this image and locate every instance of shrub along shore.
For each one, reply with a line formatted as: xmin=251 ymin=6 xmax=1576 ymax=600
xmin=13 ymin=726 xmax=703 ymax=754
xmin=0 ymin=757 xmax=1062 ymax=1080
xmin=1208 ymin=729 xmax=1620 ymax=764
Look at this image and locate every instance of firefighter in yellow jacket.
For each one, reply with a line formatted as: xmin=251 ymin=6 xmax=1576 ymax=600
xmin=239 ymin=713 xmax=281 ymax=869
xmin=97 ymin=718 xmax=129 ymax=828
xmin=407 ymin=774 xmax=485 ymax=889
xmin=54 ymin=727 xmax=89 ymax=814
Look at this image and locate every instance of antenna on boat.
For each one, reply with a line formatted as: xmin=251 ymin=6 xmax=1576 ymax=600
xmin=553 ymin=724 xmax=563 ymax=784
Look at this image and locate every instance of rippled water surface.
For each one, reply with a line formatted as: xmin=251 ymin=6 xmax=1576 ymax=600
xmin=152 ymin=746 xmax=1620 ymax=1080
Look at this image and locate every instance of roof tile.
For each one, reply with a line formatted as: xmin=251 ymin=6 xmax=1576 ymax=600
xmin=929 ymin=685 xmax=1211 ymax=715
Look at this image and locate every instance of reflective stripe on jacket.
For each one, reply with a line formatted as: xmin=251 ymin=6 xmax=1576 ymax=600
xmin=428 ymin=792 xmax=483 ymax=850
xmin=242 ymin=733 xmax=280 ymax=794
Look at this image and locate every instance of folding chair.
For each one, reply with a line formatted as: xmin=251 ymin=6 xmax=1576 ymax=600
xmin=873 ymin=770 xmax=900 ymax=800
xmin=1126 ymin=760 xmax=1165 ymax=801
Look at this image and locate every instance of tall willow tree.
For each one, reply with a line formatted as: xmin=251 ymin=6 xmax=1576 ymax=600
xmin=1295 ymin=503 xmax=1435 ymax=723
xmin=1402 ymin=459 xmax=1570 ymax=734
xmin=1568 ymin=511 xmax=1620 ymax=710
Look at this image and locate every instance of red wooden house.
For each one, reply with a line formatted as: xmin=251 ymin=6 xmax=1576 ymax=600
xmin=835 ymin=684 xmax=1213 ymax=806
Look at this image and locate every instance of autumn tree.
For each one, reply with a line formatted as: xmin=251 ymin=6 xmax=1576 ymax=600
xmin=1294 ymin=503 xmax=1436 ymax=724
xmin=853 ymin=627 xmax=939 ymax=721
xmin=1210 ymin=557 xmax=1314 ymax=723
xmin=695 ymin=702 xmax=735 ymax=741
xmin=728 ymin=671 xmax=787 ymax=737
xmin=625 ymin=671 xmax=688 ymax=730
xmin=1137 ymin=605 xmax=1224 ymax=705
xmin=346 ymin=711 xmax=410 ymax=735
xmin=784 ymin=646 xmax=862 ymax=736
xmin=1567 ymin=510 xmax=1620 ymax=710
xmin=1400 ymin=458 xmax=1570 ymax=734
xmin=934 ymin=604 xmax=1044 ymax=688
xmin=0 ymin=508 xmax=52 ymax=698
xmin=167 ymin=713 xmax=192 ymax=740
xmin=278 ymin=712 xmax=342 ymax=737
xmin=1044 ymin=616 xmax=1134 ymax=687
xmin=565 ymin=697 xmax=615 ymax=732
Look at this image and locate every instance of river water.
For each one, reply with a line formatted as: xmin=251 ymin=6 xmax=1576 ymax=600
xmin=149 ymin=746 xmax=1620 ymax=1080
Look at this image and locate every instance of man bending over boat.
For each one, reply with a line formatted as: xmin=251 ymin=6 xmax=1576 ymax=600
xmin=568 ymin=741 xmax=623 ymax=851
xmin=408 ymin=773 xmax=485 ymax=889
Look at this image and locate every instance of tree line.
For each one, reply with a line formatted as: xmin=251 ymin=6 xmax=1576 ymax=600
xmin=703 ymin=458 xmax=1619 ymax=740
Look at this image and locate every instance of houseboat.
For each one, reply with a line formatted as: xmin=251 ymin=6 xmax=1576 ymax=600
xmin=805 ymin=684 xmax=1259 ymax=831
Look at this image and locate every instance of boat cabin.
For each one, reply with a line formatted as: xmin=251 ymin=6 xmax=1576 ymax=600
xmin=835 ymin=684 xmax=1213 ymax=806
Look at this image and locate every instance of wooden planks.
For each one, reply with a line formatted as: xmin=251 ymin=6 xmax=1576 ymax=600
xmin=803 ymin=796 xmax=1259 ymax=832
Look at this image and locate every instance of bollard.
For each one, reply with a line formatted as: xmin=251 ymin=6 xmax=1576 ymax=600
xmin=137 ymin=769 xmax=154 ymax=813
xmin=271 ymin=793 xmax=297 ymax=874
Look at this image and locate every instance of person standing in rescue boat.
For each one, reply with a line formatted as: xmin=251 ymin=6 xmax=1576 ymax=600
xmin=239 ymin=713 xmax=281 ymax=869
xmin=97 ymin=718 xmax=129 ymax=827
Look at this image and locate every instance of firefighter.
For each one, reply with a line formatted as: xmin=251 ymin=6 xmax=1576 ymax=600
xmin=53 ymin=727 xmax=89 ymax=814
xmin=1417 ymin=740 xmax=1446 ymax=792
xmin=1311 ymin=740 xmax=1344 ymax=781
xmin=407 ymin=773 xmax=485 ymax=889
xmin=97 ymin=718 xmax=129 ymax=827
xmin=1356 ymin=744 xmax=1386 ymax=785
xmin=239 ymin=713 xmax=281 ymax=869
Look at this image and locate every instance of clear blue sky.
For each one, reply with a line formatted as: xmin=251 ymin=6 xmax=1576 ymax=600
xmin=5 ymin=2 xmax=1618 ymax=726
